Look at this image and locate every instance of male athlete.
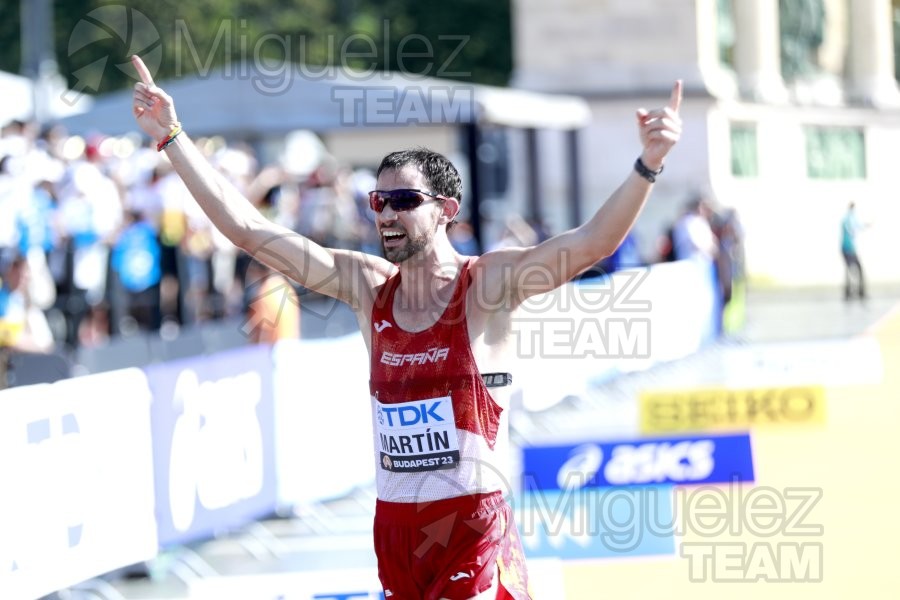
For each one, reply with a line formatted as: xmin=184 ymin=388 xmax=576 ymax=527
xmin=131 ymin=55 xmax=682 ymax=599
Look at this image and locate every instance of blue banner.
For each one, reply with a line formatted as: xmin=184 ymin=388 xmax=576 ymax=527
xmin=522 ymin=433 xmax=754 ymax=491
xmin=144 ymin=345 xmax=278 ymax=547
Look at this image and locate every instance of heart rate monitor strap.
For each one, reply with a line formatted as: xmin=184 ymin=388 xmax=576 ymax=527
xmin=481 ymin=373 xmax=512 ymax=388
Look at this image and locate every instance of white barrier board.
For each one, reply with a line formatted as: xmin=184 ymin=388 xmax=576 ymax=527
xmin=0 ymin=369 xmax=158 ymax=600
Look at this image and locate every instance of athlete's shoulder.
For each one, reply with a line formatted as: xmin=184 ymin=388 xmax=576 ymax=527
xmin=333 ymin=248 xmax=397 ymax=285
xmin=472 ymin=246 xmax=527 ymax=266
xmin=466 ymin=248 xmax=526 ymax=283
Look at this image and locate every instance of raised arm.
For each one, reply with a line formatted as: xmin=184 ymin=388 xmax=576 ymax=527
xmin=130 ymin=55 xmax=389 ymax=304
xmin=483 ymin=81 xmax=683 ymax=302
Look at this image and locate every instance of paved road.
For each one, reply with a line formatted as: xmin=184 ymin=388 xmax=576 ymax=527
xmin=739 ymin=284 xmax=900 ymax=342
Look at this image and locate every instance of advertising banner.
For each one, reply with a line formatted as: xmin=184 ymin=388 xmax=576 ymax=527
xmin=0 ymin=370 xmax=157 ymax=600
xmin=522 ymin=433 xmax=755 ymax=491
xmin=145 ymin=345 xmax=278 ymax=547
xmin=513 ymin=259 xmax=719 ymax=412
xmin=273 ymin=335 xmax=375 ymax=508
xmin=640 ymin=385 xmax=826 ymax=434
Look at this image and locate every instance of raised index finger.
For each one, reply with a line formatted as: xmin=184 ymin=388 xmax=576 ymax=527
xmin=131 ymin=55 xmax=154 ymax=86
xmin=668 ymin=80 xmax=683 ymax=113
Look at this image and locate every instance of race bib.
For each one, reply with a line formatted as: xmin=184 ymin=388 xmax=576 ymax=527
xmin=374 ymin=396 xmax=460 ymax=472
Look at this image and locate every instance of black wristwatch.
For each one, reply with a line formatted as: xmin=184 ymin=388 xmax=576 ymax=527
xmin=634 ymin=157 xmax=664 ymax=183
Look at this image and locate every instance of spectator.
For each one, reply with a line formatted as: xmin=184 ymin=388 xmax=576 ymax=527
xmin=0 ymin=255 xmax=55 ymax=352
xmin=599 ymin=230 xmax=645 ymax=274
xmin=672 ymin=196 xmax=718 ymax=261
xmin=56 ymin=137 xmax=123 ymax=305
xmin=840 ymin=201 xmax=867 ymax=301
xmin=656 ymin=223 xmax=678 ymax=262
xmin=243 ymin=259 xmax=300 ymax=344
xmin=16 ymin=178 xmax=58 ymax=311
xmin=110 ymin=210 xmax=162 ymax=332
xmin=77 ymin=302 xmax=111 ymax=348
xmin=711 ymin=207 xmax=744 ymax=306
xmin=154 ymin=161 xmax=192 ymax=324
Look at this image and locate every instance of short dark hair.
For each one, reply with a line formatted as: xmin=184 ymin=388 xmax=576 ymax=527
xmin=376 ymin=147 xmax=462 ymax=203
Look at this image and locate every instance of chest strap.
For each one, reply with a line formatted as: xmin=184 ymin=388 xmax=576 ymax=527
xmin=481 ymin=373 xmax=512 ymax=388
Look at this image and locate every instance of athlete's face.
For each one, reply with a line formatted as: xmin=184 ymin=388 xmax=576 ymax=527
xmin=374 ymin=166 xmax=444 ymax=263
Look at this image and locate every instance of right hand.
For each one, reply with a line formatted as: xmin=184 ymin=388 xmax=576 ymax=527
xmin=131 ymin=55 xmax=179 ymax=143
xmin=635 ymin=80 xmax=683 ymax=172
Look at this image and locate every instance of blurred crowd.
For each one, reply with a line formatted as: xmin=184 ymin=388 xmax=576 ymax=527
xmin=0 ymin=117 xmax=745 ymax=356
xmin=0 ymin=118 xmax=388 ymax=354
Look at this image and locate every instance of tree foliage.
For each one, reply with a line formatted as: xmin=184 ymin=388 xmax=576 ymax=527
xmin=0 ymin=1 xmax=22 ymax=76
xmin=1 ymin=0 xmax=511 ymax=94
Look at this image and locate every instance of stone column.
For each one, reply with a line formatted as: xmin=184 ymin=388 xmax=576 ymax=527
xmin=847 ymin=0 xmax=900 ymax=106
xmin=732 ymin=0 xmax=788 ymax=102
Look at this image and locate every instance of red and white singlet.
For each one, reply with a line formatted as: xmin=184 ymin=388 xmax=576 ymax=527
xmin=368 ymin=259 xmax=509 ymax=502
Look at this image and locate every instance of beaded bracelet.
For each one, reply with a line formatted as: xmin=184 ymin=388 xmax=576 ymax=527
xmin=156 ymin=124 xmax=183 ymax=152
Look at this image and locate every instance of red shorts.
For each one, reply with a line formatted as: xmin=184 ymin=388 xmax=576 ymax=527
xmin=374 ymin=491 xmax=531 ymax=599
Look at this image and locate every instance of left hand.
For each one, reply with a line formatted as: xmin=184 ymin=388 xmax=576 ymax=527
xmin=636 ymin=80 xmax=683 ymax=171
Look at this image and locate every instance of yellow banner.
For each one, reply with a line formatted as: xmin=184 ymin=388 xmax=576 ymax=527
xmin=640 ymin=385 xmax=826 ymax=433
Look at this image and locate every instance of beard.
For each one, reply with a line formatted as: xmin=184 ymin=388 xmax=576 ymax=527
xmin=381 ymin=212 xmax=440 ymax=263
xmin=382 ymin=229 xmax=430 ymax=263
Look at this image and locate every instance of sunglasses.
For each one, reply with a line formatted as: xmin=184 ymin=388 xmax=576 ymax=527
xmin=368 ymin=188 xmax=444 ymax=213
